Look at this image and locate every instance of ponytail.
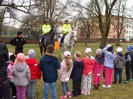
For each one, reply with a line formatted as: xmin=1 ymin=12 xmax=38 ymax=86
xmin=65 ymin=58 xmax=72 ymax=72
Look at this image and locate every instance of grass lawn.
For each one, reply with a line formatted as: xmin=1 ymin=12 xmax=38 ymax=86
xmin=7 ymin=43 xmax=133 ymax=99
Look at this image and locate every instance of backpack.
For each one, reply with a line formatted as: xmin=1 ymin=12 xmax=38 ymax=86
xmin=129 ymin=52 xmax=133 ymax=62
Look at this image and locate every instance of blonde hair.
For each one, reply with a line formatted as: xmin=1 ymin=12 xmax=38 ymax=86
xmin=75 ymin=51 xmax=81 ymax=57
xmin=64 ymin=56 xmax=72 ymax=72
xmin=14 ymin=58 xmax=25 ymax=64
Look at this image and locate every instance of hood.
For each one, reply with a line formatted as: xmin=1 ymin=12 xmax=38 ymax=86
xmin=9 ymin=61 xmax=14 ymax=66
xmin=26 ymin=58 xmax=36 ymax=67
xmin=43 ymin=53 xmax=57 ymax=64
xmin=15 ymin=63 xmax=27 ymax=72
xmin=117 ymin=54 xmax=125 ymax=61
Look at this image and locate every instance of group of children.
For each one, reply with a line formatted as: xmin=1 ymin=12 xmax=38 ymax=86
xmin=6 ymin=44 xmax=133 ymax=99
xmin=7 ymin=49 xmax=41 ymax=99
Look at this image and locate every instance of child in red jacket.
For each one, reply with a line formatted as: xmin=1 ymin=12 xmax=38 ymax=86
xmin=82 ymin=48 xmax=95 ymax=95
xmin=26 ymin=49 xmax=41 ymax=99
xmin=93 ymin=49 xmax=104 ymax=90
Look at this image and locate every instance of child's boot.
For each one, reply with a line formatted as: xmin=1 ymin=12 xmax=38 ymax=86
xmin=93 ymin=84 xmax=97 ymax=90
xmin=96 ymin=83 xmax=100 ymax=90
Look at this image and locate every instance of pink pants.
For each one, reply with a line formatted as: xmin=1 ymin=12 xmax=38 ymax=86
xmin=16 ymin=86 xmax=26 ymax=99
xmin=93 ymin=74 xmax=101 ymax=85
xmin=104 ymin=67 xmax=113 ymax=85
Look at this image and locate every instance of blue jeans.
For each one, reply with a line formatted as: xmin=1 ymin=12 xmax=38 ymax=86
xmin=43 ymin=82 xmax=56 ymax=99
xmin=61 ymin=82 xmax=70 ymax=95
xmin=114 ymin=68 xmax=123 ymax=83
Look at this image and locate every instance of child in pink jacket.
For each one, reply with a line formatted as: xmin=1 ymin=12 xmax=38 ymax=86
xmin=93 ymin=49 xmax=104 ymax=90
xmin=7 ymin=53 xmax=16 ymax=99
xmin=82 ymin=48 xmax=95 ymax=95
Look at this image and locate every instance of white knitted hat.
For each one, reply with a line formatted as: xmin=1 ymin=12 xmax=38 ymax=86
xmin=85 ymin=48 xmax=92 ymax=54
xmin=116 ymin=47 xmax=123 ymax=52
xmin=96 ymin=49 xmax=103 ymax=55
xmin=64 ymin=51 xmax=71 ymax=57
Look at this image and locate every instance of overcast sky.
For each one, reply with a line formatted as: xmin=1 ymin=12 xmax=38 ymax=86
xmin=4 ymin=0 xmax=133 ymax=28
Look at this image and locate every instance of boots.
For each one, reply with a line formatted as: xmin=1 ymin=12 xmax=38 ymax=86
xmin=96 ymin=83 xmax=100 ymax=90
xmin=93 ymin=84 xmax=97 ymax=90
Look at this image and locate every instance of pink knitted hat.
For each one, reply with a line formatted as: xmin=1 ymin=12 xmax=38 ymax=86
xmin=17 ymin=53 xmax=25 ymax=60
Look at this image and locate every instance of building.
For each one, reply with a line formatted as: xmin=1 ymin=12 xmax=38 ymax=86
xmin=124 ymin=18 xmax=133 ymax=41
xmin=75 ymin=16 xmax=133 ymax=41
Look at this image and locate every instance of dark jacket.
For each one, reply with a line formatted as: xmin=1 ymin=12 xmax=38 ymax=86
xmin=0 ymin=43 xmax=9 ymax=83
xmin=114 ymin=53 xmax=126 ymax=68
xmin=71 ymin=59 xmax=84 ymax=80
xmin=9 ymin=37 xmax=26 ymax=50
xmin=39 ymin=53 xmax=60 ymax=83
xmin=125 ymin=52 xmax=132 ymax=64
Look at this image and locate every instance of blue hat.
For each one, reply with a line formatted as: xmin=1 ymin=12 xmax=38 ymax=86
xmin=126 ymin=45 xmax=133 ymax=51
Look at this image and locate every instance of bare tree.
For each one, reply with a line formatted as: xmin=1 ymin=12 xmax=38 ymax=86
xmin=0 ymin=0 xmax=32 ymax=37
xmin=112 ymin=0 xmax=130 ymax=46
xmin=70 ymin=0 xmax=96 ymax=46
xmin=21 ymin=0 xmax=72 ymax=39
xmin=91 ymin=0 xmax=118 ymax=48
xmin=30 ymin=0 xmax=71 ymax=26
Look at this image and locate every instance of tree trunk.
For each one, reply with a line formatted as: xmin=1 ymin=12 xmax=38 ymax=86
xmin=116 ymin=33 xmax=120 ymax=46
xmin=0 ymin=24 xmax=2 ymax=38
xmin=85 ymin=39 xmax=88 ymax=46
xmin=99 ymin=33 xmax=108 ymax=49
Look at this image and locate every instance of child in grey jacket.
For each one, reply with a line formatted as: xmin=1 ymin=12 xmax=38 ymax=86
xmin=113 ymin=47 xmax=126 ymax=84
xmin=12 ymin=53 xmax=30 ymax=99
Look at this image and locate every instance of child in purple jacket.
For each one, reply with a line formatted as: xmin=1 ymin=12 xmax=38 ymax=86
xmin=93 ymin=49 xmax=104 ymax=90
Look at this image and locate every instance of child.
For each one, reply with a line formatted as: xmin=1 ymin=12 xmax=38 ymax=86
xmin=102 ymin=45 xmax=115 ymax=88
xmin=12 ymin=53 xmax=30 ymax=99
xmin=71 ymin=51 xmax=83 ymax=97
xmin=7 ymin=53 xmax=17 ymax=99
xmin=82 ymin=48 xmax=95 ymax=95
xmin=113 ymin=47 xmax=125 ymax=84
xmin=93 ymin=49 xmax=104 ymax=90
xmin=125 ymin=45 xmax=133 ymax=83
xmin=39 ymin=45 xmax=60 ymax=99
xmin=59 ymin=51 xmax=73 ymax=99
xmin=26 ymin=49 xmax=41 ymax=99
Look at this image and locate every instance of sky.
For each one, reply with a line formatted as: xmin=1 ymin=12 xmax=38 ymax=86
xmin=3 ymin=0 xmax=133 ymax=28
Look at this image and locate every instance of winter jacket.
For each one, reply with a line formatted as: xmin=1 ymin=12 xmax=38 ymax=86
xmin=0 ymin=43 xmax=8 ymax=83
xmin=7 ymin=62 xmax=14 ymax=79
xmin=114 ymin=53 xmax=126 ymax=68
xmin=71 ymin=59 xmax=84 ymax=80
xmin=0 ymin=43 xmax=9 ymax=63
xmin=93 ymin=56 xmax=104 ymax=76
xmin=26 ymin=58 xmax=41 ymax=80
xmin=9 ymin=37 xmax=26 ymax=51
xmin=12 ymin=62 xmax=30 ymax=86
xmin=83 ymin=56 xmax=95 ymax=76
xmin=125 ymin=52 xmax=132 ymax=63
xmin=39 ymin=53 xmax=60 ymax=83
xmin=103 ymin=46 xmax=116 ymax=68
xmin=58 ymin=59 xmax=73 ymax=82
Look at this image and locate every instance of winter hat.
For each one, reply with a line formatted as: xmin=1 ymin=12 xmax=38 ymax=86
xmin=28 ymin=49 xmax=35 ymax=58
xmin=126 ymin=45 xmax=133 ymax=52
xmin=96 ymin=49 xmax=103 ymax=55
xmin=74 ymin=51 xmax=81 ymax=58
xmin=16 ymin=53 xmax=25 ymax=61
xmin=107 ymin=45 xmax=113 ymax=52
xmin=85 ymin=48 xmax=92 ymax=54
xmin=116 ymin=47 xmax=123 ymax=52
xmin=64 ymin=51 xmax=71 ymax=57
